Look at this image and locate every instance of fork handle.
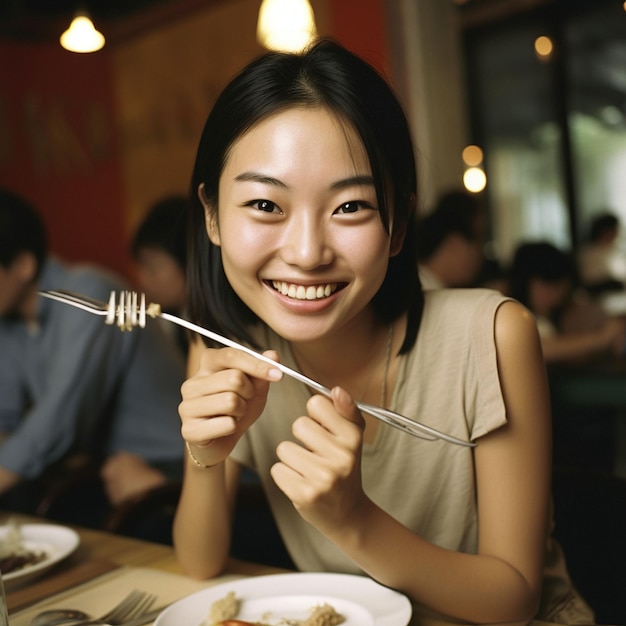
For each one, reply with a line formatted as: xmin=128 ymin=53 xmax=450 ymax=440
xmin=158 ymin=312 xmax=475 ymax=447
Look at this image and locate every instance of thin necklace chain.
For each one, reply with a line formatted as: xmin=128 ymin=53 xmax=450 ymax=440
xmin=357 ymin=324 xmax=393 ymax=408
xmin=300 ymin=325 xmax=394 ymax=408
xmin=380 ymin=324 xmax=393 ymax=409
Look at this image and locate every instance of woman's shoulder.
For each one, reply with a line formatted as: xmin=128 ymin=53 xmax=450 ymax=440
xmin=418 ymin=288 xmax=528 ymax=360
xmin=423 ymin=287 xmax=512 ymax=322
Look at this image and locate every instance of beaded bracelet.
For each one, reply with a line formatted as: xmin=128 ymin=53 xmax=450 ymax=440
xmin=185 ymin=441 xmax=217 ymax=469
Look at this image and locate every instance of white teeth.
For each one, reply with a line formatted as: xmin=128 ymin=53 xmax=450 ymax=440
xmin=271 ymin=281 xmax=338 ymax=301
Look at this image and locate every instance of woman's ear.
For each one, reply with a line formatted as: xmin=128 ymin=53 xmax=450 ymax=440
xmin=389 ymin=194 xmax=415 ymax=257
xmin=198 ymin=183 xmax=220 ymax=246
xmin=390 ymin=224 xmax=406 ymax=257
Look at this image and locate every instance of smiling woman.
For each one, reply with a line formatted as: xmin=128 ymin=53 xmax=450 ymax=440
xmin=202 ymin=106 xmax=392 ymax=343
xmin=172 ymin=38 xmax=597 ymax=625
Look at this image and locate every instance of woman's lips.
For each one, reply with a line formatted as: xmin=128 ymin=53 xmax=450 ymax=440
xmin=270 ymin=280 xmax=340 ymax=301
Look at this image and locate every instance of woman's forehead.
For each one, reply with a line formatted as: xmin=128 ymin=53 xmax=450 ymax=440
xmin=226 ymin=106 xmax=368 ymax=167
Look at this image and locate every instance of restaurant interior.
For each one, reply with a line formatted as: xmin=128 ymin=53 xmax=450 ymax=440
xmin=1 ymin=0 xmax=626 ymax=623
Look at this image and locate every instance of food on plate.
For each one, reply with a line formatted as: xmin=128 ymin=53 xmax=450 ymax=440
xmin=0 ymin=519 xmax=47 ymax=574
xmin=205 ymin=592 xmax=345 ymax=626
xmin=299 ymin=604 xmax=346 ymax=626
xmin=206 ymin=591 xmax=240 ymax=625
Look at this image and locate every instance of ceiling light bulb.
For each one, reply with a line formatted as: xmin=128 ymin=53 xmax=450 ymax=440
xmin=60 ymin=14 xmax=105 ymax=53
xmin=257 ymin=0 xmax=317 ymax=52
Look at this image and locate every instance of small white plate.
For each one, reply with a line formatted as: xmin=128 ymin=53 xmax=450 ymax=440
xmin=0 ymin=523 xmax=80 ymax=588
xmin=155 ymin=572 xmax=412 ymax=626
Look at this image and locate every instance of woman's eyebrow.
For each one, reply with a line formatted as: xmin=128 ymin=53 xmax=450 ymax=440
xmin=234 ymin=172 xmax=375 ymax=191
xmin=330 ymin=175 xmax=375 ymax=190
xmin=234 ymin=171 xmax=288 ymax=188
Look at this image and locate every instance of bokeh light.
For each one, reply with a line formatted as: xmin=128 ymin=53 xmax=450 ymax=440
xmin=463 ymin=167 xmax=487 ymax=193
xmin=462 ymin=145 xmax=483 ymax=167
xmin=534 ymin=35 xmax=553 ymax=60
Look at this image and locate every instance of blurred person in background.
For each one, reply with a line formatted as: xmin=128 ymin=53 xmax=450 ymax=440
xmin=578 ymin=212 xmax=626 ymax=296
xmin=0 ymin=188 xmax=185 ymax=530
xmin=130 ymin=195 xmax=189 ymax=357
xmin=415 ymin=189 xmax=488 ymax=289
xmin=507 ymin=241 xmax=625 ymax=365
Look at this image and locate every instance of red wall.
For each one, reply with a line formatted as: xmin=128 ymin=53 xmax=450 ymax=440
xmin=0 ymin=0 xmax=388 ymax=281
xmin=327 ymin=0 xmax=390 ymax=78
xmin=0 ymin=40 xmax=128 ymax=277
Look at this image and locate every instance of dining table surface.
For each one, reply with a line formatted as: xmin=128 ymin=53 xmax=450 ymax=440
xmin=3 ymin=511 xmax=283 ymax=626
xmin=1 ymin=511 xmax=591 ymax=626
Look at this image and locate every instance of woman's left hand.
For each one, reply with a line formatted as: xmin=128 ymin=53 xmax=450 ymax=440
xmin=270 ymin=386 xmax=368 ymax=535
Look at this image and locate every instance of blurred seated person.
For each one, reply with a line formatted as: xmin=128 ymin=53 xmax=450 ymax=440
xmin=0 ymin=188 xmax=186 ymax=525
xmin=130 ymin=195 xmax=188 ymax=317
xmin=508 ymin=241 xmax=625 ymax=365
xmin=416 ymin=189 xmax=487 ymax=289
xmin=578 ymin=211 xmax=626 ymax=295
xmin=130 ymin=195 xmax=189 ymax=356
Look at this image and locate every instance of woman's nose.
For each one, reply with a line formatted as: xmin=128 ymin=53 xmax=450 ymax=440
xmin=279 ymin=215 xmax=333 ymax=269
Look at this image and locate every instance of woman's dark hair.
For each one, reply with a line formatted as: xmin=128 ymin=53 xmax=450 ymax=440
xmin=0 ymin=188 xmax=47 ymax=276
xmin=188 ymin=38 xmax=422 ymax=353
xmin=508 ymin=241 xmax=578 ymax=311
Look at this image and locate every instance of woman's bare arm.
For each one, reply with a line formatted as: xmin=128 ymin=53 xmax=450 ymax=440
xmin=293 ymin=301 xmax=552 ymax=623
xmin=173 ymin=338 xmax=238 ymax=578
xmin=173 ymin=337 xmax=284 ymax=578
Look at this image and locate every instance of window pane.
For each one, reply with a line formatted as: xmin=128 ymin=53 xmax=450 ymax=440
xmin=468 ymin=19 xmax=570 ymax=263
xmin=566 ymin=3 xmax=626 ymax=247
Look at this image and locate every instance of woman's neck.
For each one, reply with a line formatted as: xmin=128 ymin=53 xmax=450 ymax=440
xmin=289 ymin=312 xmax=405 ymax=406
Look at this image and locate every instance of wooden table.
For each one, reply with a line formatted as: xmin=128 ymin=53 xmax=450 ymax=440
xmin=2 ymin=514 xmax=578 ymax=626
xmin=3 ymin=512 xmax=282 ymax=618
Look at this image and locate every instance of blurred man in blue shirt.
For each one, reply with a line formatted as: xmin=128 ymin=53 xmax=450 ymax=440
xmin=0 ymin=188 xmax=185 ymax=526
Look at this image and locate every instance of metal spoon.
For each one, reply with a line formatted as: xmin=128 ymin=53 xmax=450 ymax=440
xmin=30 ymin=608 xmax=89 ymax=626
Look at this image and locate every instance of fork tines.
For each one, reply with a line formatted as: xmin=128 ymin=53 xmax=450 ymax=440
xmin=109 ymin=291 xmax=147 ymax=331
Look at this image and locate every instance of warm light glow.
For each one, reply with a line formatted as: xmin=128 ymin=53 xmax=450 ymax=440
xmin=257 ymin=0 xmax=317 ymax=52
xmin=462 ymin=145 xmax=483 ymax=167
xmin=534 ymin=35 xmax=553 ymax=60
xmin=463 ymin=167 xmax=487 ymax=193
xmin=60 ymin=14 xmax=105 ymax=53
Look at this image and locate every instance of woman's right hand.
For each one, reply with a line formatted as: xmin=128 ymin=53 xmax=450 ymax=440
xmin=178 ymin=345 xmax=283 ymax=468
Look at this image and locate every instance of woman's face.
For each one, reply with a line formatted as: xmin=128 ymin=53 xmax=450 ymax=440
xmin=203 ymin=106 xmax=399 ymax=343
xmin=529 ymin=276 xmax=571 ymax=317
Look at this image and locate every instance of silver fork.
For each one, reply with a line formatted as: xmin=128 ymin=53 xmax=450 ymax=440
xmin=39 ymin=289 xmax=475 ymax=448
xmin=66 ymin=590 xmax=155 ymax=626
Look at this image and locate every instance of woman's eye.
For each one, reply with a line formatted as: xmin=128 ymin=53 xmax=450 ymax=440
xmin=335 ymin=201 xmax=361 ymax=214
xmin=248 ymin=199 xmax=279 ymax=213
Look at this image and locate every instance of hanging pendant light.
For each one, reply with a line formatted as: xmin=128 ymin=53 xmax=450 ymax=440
xmin=257 ymin=0 xmax=317 ymax=53
xmin=60 ymin=11 xmax=105 ymax=53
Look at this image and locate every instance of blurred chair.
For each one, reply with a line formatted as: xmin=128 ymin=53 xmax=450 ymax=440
xmin=34 ymin=460 xmax=180 ymax=545
xmin=102 ymin=481 xmax=182 ymax=544
xmin=551 ymin=465 xmax=626 ymax=624
xmin=35 ymin=465 xmax=294 ymax=569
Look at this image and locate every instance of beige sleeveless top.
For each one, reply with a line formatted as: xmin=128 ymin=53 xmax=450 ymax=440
xmin=231 ymin=288 xmax=595 ymax=624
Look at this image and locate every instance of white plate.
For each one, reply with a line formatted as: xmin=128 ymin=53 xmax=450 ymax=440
xmin=0 ymin=523 xmax=80 ymax=588
xmin=155 ymin=572 xmax=412 ymax=626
